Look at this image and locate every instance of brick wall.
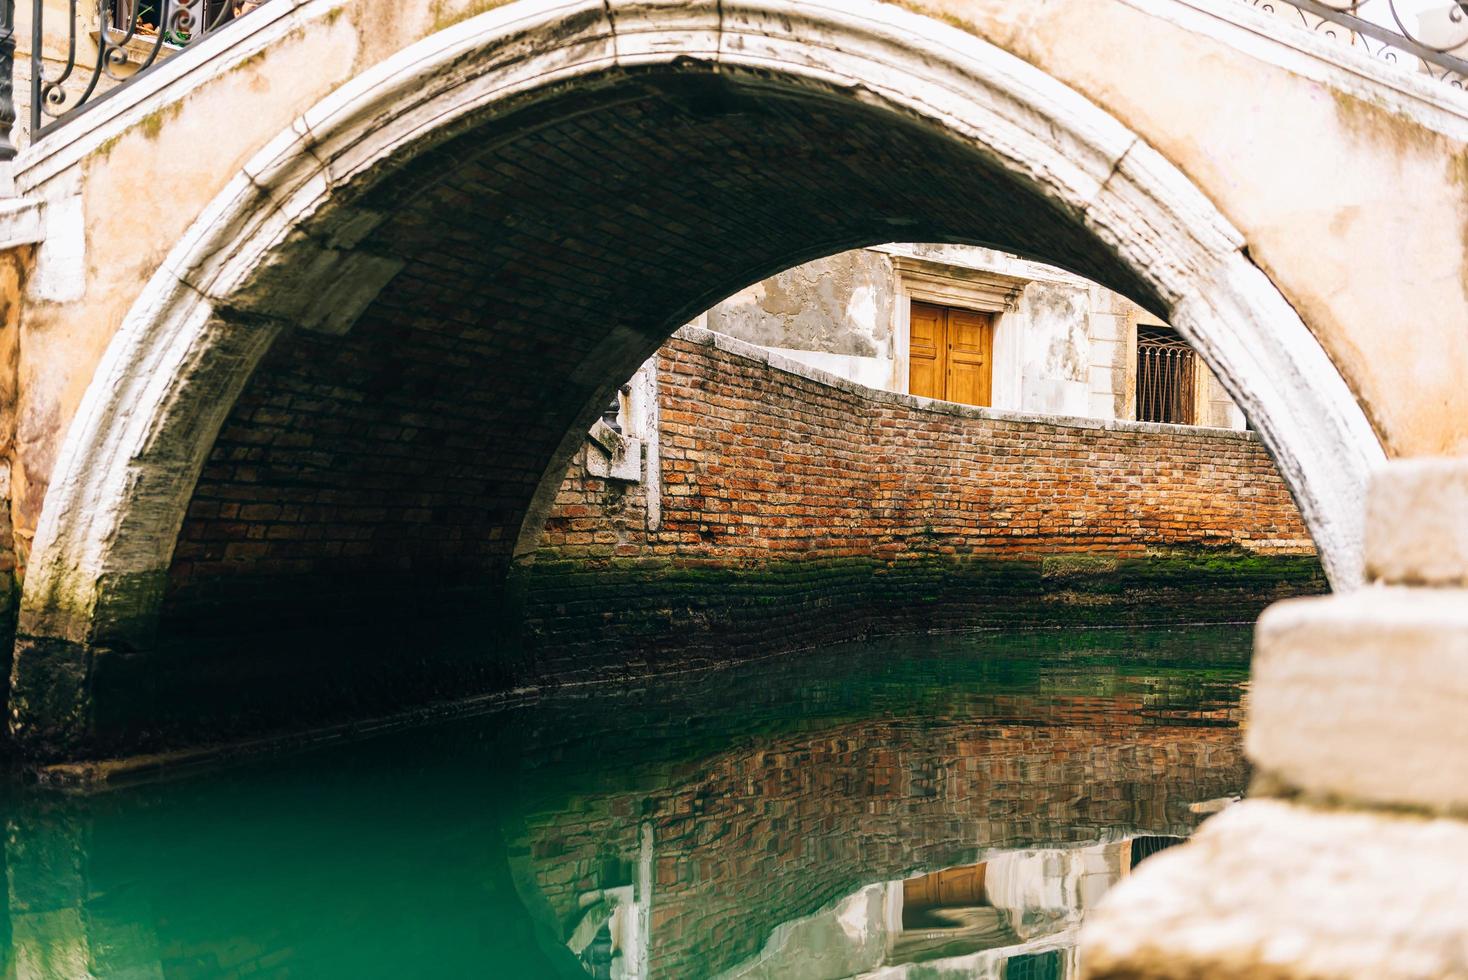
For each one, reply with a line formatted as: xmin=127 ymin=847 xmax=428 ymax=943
xmin=516 ymin=328 xmax=1323 ymax=677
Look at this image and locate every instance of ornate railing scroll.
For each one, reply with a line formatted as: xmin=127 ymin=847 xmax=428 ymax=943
xmin=28 ymin=0 xmax=260 ymax=140
xmin=1246 ymin=0 xmax=1468 ymax=87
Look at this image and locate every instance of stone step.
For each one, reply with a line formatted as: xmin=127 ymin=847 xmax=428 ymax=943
xmin=1365 ymin=458 xmax=1468 ymax=587
xmin=1081 ymin=799 xmax=1468 ymax=979
xmin=1248 ymin=586 xmax=1468 ymax=815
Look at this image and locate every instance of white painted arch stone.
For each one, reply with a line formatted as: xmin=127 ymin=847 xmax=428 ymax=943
xmin=11 ymin=0 xmax=1383 ymax=745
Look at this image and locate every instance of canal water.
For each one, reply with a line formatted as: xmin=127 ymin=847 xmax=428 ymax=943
xmin=0 ymin=626 xmax=1250 ymax=979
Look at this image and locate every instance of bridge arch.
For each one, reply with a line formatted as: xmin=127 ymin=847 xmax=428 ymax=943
xmin=9 ymin=0 xmax=1382 ymax=756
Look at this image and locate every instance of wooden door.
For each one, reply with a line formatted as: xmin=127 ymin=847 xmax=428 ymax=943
xmin=909 ymin=301 xmax=944 ymax=400
xmin=945 ymin=308 xmax=993 ymax=408
xmin=908 ymin=301 xmax=993 ymax=407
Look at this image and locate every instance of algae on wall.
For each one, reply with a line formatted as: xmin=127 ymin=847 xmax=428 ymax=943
xmin=507 ymin=547 xmax=1326 ymax=683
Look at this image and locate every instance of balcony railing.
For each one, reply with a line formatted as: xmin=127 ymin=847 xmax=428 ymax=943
xmin=0 ymin=0 xmax=1461 ymax=165
xmin=1244 ymin=0 xmax=1468 ymax=86
xmin=27 ymin=0 xmax=257 ymax=141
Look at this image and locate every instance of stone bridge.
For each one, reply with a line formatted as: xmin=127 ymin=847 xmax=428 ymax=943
xmin=0 ymin=0 xmax=1464 ymax=759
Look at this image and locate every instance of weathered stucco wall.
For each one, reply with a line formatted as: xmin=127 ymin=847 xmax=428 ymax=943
xmin=514 ymin=329 xmax=1322 ymax=678
xmin=706 ymin=249 xmax=898 ymax=363
xmin=1014 ymin=279 xmax=1094 ymax=418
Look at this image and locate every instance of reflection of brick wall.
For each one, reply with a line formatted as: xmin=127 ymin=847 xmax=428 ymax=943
xmin=516 ymin=329 xmax=1323 ymax=678
xmin=519 ymin=696 xmax=1245 ymax=978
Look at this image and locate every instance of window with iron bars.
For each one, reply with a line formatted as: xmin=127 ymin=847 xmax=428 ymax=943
xmin=1135 ymin=325 xmax=1197 ymax=425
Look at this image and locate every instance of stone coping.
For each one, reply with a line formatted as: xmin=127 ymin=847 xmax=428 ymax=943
xmin=675 ymin=325 xmax=1261 ymax=443
xmin=870 ymin=243 xmax=1093 ymax=288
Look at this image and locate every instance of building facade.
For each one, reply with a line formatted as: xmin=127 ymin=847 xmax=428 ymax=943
xmin=696 ymin=244 xmax=1245 ymax=430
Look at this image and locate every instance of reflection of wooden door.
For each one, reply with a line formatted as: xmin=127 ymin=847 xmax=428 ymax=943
xmin=903 ymin=862 xmax=989 ymax=913
xmin=908 ymin=302 xmax=993 ymax=407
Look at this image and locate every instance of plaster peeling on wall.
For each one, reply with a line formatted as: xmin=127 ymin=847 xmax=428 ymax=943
xmin=757 ymin=275 xmax=803 ymax=317
xmin=1011 ymin=283 xmax=1092 ymax=417
xmin=708 ymin=251 xmax=895 ymax=359
xmin=1033 ymin=286 xmax=1090 ymax=381
xmin=1046 ymin=329 xmax=1087 ymax=384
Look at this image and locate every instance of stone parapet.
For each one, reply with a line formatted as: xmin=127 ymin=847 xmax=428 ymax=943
xmin=1244 ymin=458 xmax=1468 ymax=817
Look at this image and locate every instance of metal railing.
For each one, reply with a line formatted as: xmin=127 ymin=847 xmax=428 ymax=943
xmin=1137 ymin=327 xmax=1198 ymax=426
xmin=1244 ymin=0 xmax=1468 ymax=86
xmin=28 ymin=0 xmax=260 ymax=141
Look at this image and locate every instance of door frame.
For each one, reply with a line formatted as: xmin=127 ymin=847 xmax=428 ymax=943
xmin=891 ymin=256 xmax=1027 ymax=400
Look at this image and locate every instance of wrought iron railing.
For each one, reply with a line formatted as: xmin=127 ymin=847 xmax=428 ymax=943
xmin=29 ymin=0 xmax=259 ymax=139
xmin=1244 ymin=0 xmax=1468 ymax=86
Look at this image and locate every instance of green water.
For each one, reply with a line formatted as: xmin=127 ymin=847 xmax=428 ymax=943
xmin=0 ymin=626 xmax=1251 ymax=979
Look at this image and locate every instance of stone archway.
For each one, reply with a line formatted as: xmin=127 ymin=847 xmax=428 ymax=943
xmin=8 ymin=0 xmax=1383 ymax=757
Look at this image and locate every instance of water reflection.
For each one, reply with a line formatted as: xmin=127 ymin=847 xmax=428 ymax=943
xmin=0 ymin=627 xmax=1249 ymax=979
xmin=717 ymin=836 xmax=1188 ymax=979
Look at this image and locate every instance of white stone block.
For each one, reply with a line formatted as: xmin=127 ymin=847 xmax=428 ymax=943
xmin=1248 ymin=588 xmax=1468 ymax=813
xmin=586 ymin=420 xmax=643 ymax=483
xmin=0 ymin=196 xmax=43 ymax=251
xmin=1082 ymin=799 xmax=1468 ymax=979
xmin=1087 ymin=362 xmax=1117 ymax=393
xmin=606 ymin=0 xmax=719 ymax=66
xmin=1365 ymin=458 xmax=1468 ymax=587
xmin=31 ymin=191 xmax=85 ymax=302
